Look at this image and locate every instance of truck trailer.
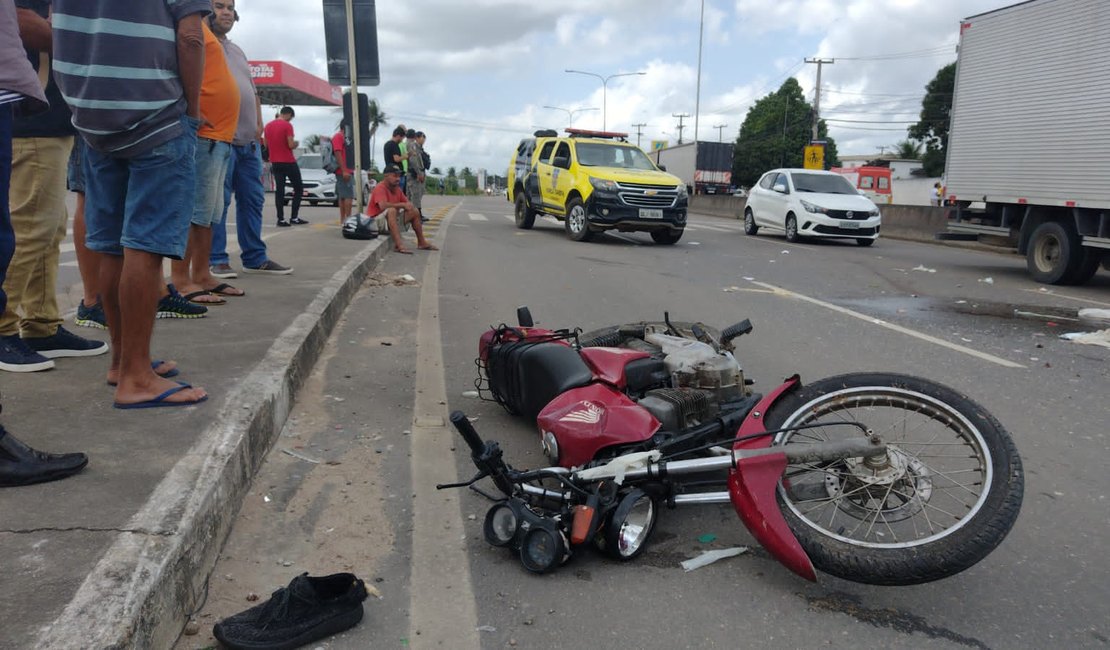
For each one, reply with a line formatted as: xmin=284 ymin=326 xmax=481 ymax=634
xmin=941 ymin=0 xmax=1109 ymax=285
xmin=652 ymin=141 xmax=733 ymax=195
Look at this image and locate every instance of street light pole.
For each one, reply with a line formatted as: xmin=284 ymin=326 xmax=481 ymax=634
xmin=565 ymin=69 xmax=646 ymax=131
xmin=543 ymin=105 xmax=598 ymax=130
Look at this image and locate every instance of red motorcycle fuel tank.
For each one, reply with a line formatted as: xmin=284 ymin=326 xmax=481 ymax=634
xmin=728 ymin=375 xmax=817 ymax=581
xmin=537 ymin=383 xmax=661 ymax=468
xmin=578 ymin=347 xmax=651 ymax=388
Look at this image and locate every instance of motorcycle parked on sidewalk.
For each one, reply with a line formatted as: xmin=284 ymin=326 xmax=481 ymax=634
xmin=438 ymin=308 xmax=1024 ymax=585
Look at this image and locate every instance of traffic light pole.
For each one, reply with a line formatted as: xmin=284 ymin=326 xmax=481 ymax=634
xmin=345 ymin=0 xmax=364 ymax=211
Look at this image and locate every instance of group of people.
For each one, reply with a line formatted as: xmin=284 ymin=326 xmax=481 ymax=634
xmin=0 ymin=0 xmax=295 ymax=487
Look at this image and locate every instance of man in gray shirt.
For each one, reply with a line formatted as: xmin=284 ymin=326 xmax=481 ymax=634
xmin=208 ymin=0 xmax=292 ymax=277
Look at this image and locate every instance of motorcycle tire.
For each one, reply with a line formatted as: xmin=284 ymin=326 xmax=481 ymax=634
xmin=764 ymin=372 xmax=1023 ymax=586
xmin=578 ymin=322 xmax=721 ymax=349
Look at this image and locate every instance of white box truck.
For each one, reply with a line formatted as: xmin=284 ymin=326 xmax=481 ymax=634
xmin=941 ymin=0 xmax=1110 ymax=284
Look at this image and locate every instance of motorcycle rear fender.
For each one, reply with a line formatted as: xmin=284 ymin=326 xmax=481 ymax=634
xmin=728 ymin=375 xmax=817 ymax=581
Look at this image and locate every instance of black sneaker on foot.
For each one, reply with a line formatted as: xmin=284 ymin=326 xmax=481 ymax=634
xmin=290 ymin=217 xmax=309 ymax=225
xmin=276 ymin=219 xmax=291 ymax=227
xmin=213 ymin=573 xmax=368 ymax=650
xmin=0 ymin=427 xmax=88 ymax=487
xmin=242 ymin=260 xmax=293 ymax=275
xmin=0 ymin=334 xmax=54 ymax=372
xmin=157 ymin=285 xmax=209 ymax=319
xmin=24 ymin=326 xmax=109 ymax=358
xmin=75 ymin=299 xmax=107 ymax=330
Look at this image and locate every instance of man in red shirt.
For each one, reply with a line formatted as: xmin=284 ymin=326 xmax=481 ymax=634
xmin=367 ymin=164 xmax=436 ymax=254
xmin=262 ymin=106 xmax=306 ymax=226
xmin=331 ymin=121 xmax=353 ymax=224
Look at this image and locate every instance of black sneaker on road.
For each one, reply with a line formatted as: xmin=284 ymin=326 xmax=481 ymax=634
xmin=242 ymin=260 xmax=293 ymax=275
xmin=75 ymin=299 xmax=107 ymax=330
xmin=276 ymin=220 xmax=291 ymax=227
xmin=290 ymin=217 xmax=309 ymax=225
xmin=0 ymin=427 xmax=88 ymax=487
xmin=157 ymin=285 xmax=209 ymax=319
xmin=0 ymin=334 xmax=54 ymax=372
xmin=23 ymin=326 xmax=108 ymax=359
xmin=213 ymin=573 xmax=368 ymax=650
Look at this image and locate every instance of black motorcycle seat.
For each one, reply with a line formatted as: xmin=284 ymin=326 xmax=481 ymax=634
xmin=488 ymin=341 xmax=593 ymax=418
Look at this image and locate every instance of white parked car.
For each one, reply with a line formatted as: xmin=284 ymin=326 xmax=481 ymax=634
xmin=743 ymin=168 xmax=881 ymax=246
xmin=283 ymin=153 xmax=372 ymax=207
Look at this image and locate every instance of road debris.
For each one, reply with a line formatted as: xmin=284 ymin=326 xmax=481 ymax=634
xmin=282 ymin=448 xmax=322 ymax=464
xmin=912 ymin=265 xmax=937 ymax=273
xmin=680 ymin=547 xmax=749 ymax=572
xmin=1060 ymin=329 xmax=1110 ymax=349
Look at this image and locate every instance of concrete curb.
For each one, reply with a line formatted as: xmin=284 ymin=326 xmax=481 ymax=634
xmin=35 ymin=237 xmax=387 ymax=649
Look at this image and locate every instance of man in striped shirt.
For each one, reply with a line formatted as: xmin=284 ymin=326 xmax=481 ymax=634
xmin=52 ymin=0 xmax=210 ymax=409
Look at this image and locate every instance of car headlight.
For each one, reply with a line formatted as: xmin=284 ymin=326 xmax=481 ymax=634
xmin=799 ymin=199 xmax=828 ymax=214
xmin=676 ymin=184 xmax=688 ymax=198
xmin=869 ymin=208 xmax=880 ymax=218
xmin=589 ymin=177 xmax=619 ymax=192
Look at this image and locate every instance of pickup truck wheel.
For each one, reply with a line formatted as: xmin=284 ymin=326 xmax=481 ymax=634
xmin=785 ymin=213 xmax=800 ymax=243
xmin=514 ymin=194 xmax=536 ymax=230
xmin=650 ymin=229 xmax=683 ymax=245
xmin=565 ymin=197 xmax=593 ymax=242
xmin=743 ymin=210 xmax=759 ymax=235
xmin=856 ymin=238 xmax=875 ymax=247
xmin=1027 ymin=220 xmax=1083 ymax=284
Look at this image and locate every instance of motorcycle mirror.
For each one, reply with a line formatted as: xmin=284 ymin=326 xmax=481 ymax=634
xmin=516 ymin=306 xmax=534 ymax=327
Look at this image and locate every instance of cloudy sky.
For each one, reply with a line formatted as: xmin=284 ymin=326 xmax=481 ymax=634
xmin=227 ymin=0 xmax=1015 ymax=176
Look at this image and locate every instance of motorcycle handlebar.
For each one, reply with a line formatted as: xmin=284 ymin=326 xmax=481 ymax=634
xmin=450 ymin=410 xmax=485 ymax=455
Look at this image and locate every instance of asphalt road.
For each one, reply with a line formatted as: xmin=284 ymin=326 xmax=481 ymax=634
xmin=181 ymin=195 xmax=1109 ymax=649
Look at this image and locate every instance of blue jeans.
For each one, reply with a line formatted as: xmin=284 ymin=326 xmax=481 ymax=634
xmin=192 ymin=138 xmax=232 ymax=227
xmin=0 ymin=104 xmax=14 ymax=317
xmin=211 ymin=142 xmax=268 ymax=268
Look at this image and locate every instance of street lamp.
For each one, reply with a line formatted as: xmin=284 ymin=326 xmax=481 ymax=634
xmin=543 ymin=105 xmax=599 ymax=130
xmin=565 ymin=69 xmax=646 ymax=131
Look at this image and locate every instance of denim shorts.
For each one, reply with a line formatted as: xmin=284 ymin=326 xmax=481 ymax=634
xmin=192 ymin=138 xmax=231 ymax=227
xmin=83 ymin=115 xmax=199 ymax=258
xmin=66 ymin=136 xmax=86 ymax=193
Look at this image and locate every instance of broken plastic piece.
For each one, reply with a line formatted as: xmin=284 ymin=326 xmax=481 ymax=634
xmin=680 ymin=547 xmax=749 ymax=572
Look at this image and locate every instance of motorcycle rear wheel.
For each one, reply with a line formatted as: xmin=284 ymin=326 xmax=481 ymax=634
xmin=764 ymin=373 xmax=1023 ymax=585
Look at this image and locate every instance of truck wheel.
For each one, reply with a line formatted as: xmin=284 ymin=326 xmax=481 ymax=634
xmin=1069 ymin=249 xmax=1103 ymax=285
xmin=743 ymin=210 xmax=759 ymax=236
xmin=650 ymin=229 xmax=683 ymax=245
xmin=785 ymin=213 xmax=800 ymax=243
xmin=565 ymin=198 xmax=593 ymax=242
xmin=1026 ymin=220 xmax=1083 ymax=284
xmin=514 ymin=193 xmax=536 ymax=230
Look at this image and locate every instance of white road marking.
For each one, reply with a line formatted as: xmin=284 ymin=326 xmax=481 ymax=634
xmin=503 ymin=214 xmax=515 ymax=221
xmin=749 ymin=280 xmax=1026 ymax=369
xmin=1020 ymin=288 xmax=1110 ymax=308
xmin=468 ymin=213 xmax=488 ymax=221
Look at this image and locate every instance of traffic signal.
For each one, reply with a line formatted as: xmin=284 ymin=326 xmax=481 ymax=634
xmin=342 ymin=91 xmax=371 ymax=170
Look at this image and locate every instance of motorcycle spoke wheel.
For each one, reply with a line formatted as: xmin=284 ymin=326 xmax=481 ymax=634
xmin=766 ymin=373 xmax=1023 ymax=585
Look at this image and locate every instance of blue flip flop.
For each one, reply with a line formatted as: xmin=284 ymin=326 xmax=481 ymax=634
xmin=106 ymin=360 xmax=180 ymax=386
xmin=113 ymin=382 xmax=207 ymax=410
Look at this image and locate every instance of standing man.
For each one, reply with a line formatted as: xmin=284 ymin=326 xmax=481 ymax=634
xmin=0 ymin=0 xmax=108 ymax=372
xmin=52 ymin=0 xmax=209 ymax=408
xmin=0 ymin=0 xmax=87 ymax=485
xmin=207 ymin=0 xmax=292 ymax=277
xmin=263 ymin=106 xmax=307 ymax=226
xmin=367 ymin=164 xmax=437 ymax=255
xmin=383 ymin=125 xmax=404 ymax=191
xmin=332 ymin=119 xmax=354 ymax=224
xmin=406 ymin=130 xmax=427 ymax=223
xmin=168 ymin=14 xmax=242 ymax=305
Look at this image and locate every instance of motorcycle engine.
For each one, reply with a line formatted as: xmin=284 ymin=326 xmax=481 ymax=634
xmin=636 ymin=340 xmax=748 ymax=431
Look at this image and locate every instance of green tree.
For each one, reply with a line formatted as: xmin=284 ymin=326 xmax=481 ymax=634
xmin=908 ymin=62 xmax=955 ymax=177
xmin=893 ymin=139 xmax=923 ymax=160
xmin=431 ymin=166 xmax=442 ymax=175
xmin=365 ymin=98 xmax=387 ymax=168
xmin=303 ymin=134 xmax=322 ymax=153
xmin=733 ymin=78 xmax=840 ymax=188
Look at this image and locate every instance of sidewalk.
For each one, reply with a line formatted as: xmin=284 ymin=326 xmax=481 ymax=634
xmin=0 ymin=214 xmax=394 ymax=649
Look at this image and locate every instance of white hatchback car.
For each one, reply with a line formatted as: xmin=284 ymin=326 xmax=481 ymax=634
xmin=744 ymin=168 xmax=881 ymax=246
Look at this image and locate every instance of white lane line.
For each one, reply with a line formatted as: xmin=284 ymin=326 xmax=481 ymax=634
xmin=749 ymin=280 xmax=1026 ymax=369
xmin=1020 ymin=288 xmax=1110 ymax=308
xmin=690 ymin=223 xmax=737 ymax=232
xmin=468 ymin=213 xmax=488 ymax=221
xmin=503 ymin=214 xmax=514 ymax=221
xmin=409 ymin=205 xmax=479 ymax=649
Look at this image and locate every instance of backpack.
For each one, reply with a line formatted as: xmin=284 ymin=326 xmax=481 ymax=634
xmin=320 ymin=139 xmax=340 ymax=174
xmin=342 ymin=213 xmax=378 ymax=240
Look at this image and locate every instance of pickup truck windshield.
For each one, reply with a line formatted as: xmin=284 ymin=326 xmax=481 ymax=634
xmin=792 ymin=173 xmax=857 ymax=194
xmin=576 ymin=143 xmax=656 ymax=170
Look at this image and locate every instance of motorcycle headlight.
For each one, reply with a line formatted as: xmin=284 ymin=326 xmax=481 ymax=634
xmin=799 ymin=199 xmax=828 ymax=214
xmin=602 ymin=489 xmax=657 ymax=560
xmin=589 ymin=177 xmax=619 ymax=192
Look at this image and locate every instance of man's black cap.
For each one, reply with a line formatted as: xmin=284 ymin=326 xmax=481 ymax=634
xmin=406 ymin=128 xmax=416 ymax=138
xmin=383 ymin=164 xmax=402 ymax=175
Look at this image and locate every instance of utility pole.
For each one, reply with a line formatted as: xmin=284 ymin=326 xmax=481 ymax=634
xmin=631 ymin=122 xmax=647 ymax=148
xmin=673 ymin=112 xmax=690 ymax=144
xmin=694 ymin=0 xmax=705 ymax=142
xmin=804 ymin=57 xmax=834 ymax=143
xmin=712 ymin=123 xmax=728 ymax=142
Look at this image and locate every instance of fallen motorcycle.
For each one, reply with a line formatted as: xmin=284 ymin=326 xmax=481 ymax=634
xmin=438 ymin=308 xmax=1024 ymax=585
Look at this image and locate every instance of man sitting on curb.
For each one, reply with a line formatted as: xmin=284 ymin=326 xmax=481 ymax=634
xmin=367 ymin=164 xmax=437 ymax=255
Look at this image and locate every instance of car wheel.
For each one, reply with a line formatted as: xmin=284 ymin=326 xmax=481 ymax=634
xmin=514 ymin=193 xmax=536 ymax=230
xmin=565 ymin=197 xmax=593 ymax=242
xmin=650 ymin=229 xmax=683 ymax=245
xmin=309 ymin=200 xmax=319 ymax=206
xmin=785 ymin=213 xmax=800 ymax=243
xmin=743 ymin=209 xmax=759 ymax=236
xmin=856 ymin=238 xmax=875 ymax=247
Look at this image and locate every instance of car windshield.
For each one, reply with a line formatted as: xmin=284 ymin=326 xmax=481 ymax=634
xmin=576 ymin=143 xmax=656 ymax=170
xmin=792 ymin=173 xmax=857 ymax=194
xmin=298 ymin=154 xmax=324 ymax=170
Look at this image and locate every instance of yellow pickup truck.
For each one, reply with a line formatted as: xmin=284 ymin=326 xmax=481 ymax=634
xmin=507 ymin=129 xmax=689 ymax=244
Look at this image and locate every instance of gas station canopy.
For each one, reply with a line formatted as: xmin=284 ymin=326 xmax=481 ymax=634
xmin=249 ymin=60 xmax=343 ymax=107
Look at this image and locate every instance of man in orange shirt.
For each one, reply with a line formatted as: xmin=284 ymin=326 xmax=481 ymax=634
xmin=368 ymin=164 xmax=437 ymax=254
xmin=169 ymin=17 xmax=242 ymax=305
